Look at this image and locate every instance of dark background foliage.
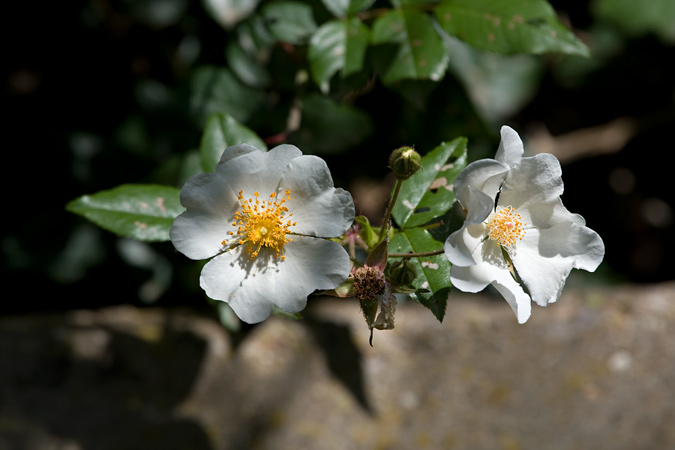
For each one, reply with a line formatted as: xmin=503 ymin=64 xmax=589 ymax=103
xmin=4 ymin=0 xmax=674 ymax=316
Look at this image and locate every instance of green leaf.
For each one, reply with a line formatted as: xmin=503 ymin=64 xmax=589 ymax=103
xmin=295 ymin=93 xmax=373 ymax=154
xmin=200 ymin=113 xmax=267 ymax=173
xmin=442 ymin=34 xmax=543 ymax=124
xmin=371 ymin=9 xmax=449 ymax=84
xmin=66 ymin=184 xmax=184 ymax=242
xmin=189 ymin=65 xmax=264 ymax=126
xmin=261 ymin=1 xmax=317 ymax=44
xmin=202 ymin=0 xmax=261 ymax=29
xmin=392 ymin=137 xmax=467 ymax=228
xmin=360 ymin=297 xmax=378 ymax=329
xmin=308 ymin=18 xmax=370 ymax=92
xmin=389 ymin=228 xmax=450 ymax=322
xmin=435 ymin=0 xmax=590 ymax=56
xmin=225 ymin=41 xmax=271 ymax=88
xmin=593 ymin=0 xmax=675 ymax=43
xmin=321 ymin=0 xmax=376 ymax=18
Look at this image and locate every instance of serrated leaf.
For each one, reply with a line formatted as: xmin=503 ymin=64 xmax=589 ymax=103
xmin=435 ymin=0 xmax=589 ymax=56
xmin=371 ymin=9 xmax=449 ymax=84
xmin=200 ymin=113 xmax=267 ymax=173
xmin=392 ymin=137 xmax=467 ymax=228
xmin=261 ymin=1 xmax=317 ymax=44
xmin=389 ymin=228 xmax=450 ymax=322
xmin=321 ymin=0 xmax=375 ymax=18
xmin=66 ymin=184 xmax=183 ymax=242
xmin=360 ymin=297 xmax=378 ymax=328
xmin=308 ymin=18 xmax=370 ymax=92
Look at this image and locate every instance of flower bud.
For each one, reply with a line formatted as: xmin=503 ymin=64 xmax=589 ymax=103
xmin=389 ymin=146 xmax=422 ymax=180
xmin=387 ymin=259 xmax=417 ymax=287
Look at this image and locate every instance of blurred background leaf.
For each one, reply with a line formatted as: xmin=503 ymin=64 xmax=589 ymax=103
xmin=200 ymin=113 xmax=268 ymax=172
xmin=371 ymin=9 xmax=449 ymax=85
xmin=592 ymin=0 xmax=675 ymax=43
xmin=308 ymin=18 xmax=370 ymax=92
xmin=435 ymin=0 xmax=590 ymax=56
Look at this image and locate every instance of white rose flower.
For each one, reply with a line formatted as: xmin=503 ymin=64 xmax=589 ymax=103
xmin=170 ymin=143 xmax=355 ymax=323
xmin=444 ymin=126 xmax=605 ymax=323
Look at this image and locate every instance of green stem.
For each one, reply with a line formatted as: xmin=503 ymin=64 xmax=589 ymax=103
xmin=379 ymin=179 xmax=403 ymax=242
xmin=388 ymin=249 xmax=445 ymax=258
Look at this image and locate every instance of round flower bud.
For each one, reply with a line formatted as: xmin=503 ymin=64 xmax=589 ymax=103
xmin=389 ymin=146 xmax=422 ymax=180
xmin=387 ymin=259 xmax=417 ymax=286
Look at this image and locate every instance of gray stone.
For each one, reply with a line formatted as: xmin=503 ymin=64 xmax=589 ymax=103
xmin=1 ymin=282 xmax=674 ymax=450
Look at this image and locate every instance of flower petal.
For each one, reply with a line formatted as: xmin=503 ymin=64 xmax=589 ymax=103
xmin=454 ymin=159 xmax=508 ymax=209
xmin=280 ymin=155 xmax=355 ymax=237
xmin=512 ymin=223 xmax=605 ymax=307
xmin=216 ymin=144 xmax=303 ymax=198
xmin=170 ymin=172 xmax=239 ymax=260
xmin=445 ymin=221 xmax=486 ymax=267
xmin=450 ymin=254 xmax=532 ymax=324
xmin=495 ymin=125 xmax=524 ymax=169
xmin=199 ymin=236 xmax=350 ymax=323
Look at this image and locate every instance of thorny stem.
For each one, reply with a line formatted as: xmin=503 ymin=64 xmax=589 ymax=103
xmin=388 ymin=249 xmax=445 ymax=258
xmin=378 ymin=179 xmax=403 ymax=242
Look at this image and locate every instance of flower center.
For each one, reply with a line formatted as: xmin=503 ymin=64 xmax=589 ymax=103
xmin=223 ymin=190 xmax=296 ymax=260
xmin=487 ymin=206 xmax=526 ymax=246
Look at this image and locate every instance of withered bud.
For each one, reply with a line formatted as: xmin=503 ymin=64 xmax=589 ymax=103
xmin=353 ymin=266 xmax=386 ymax=301
xmin=389 ymin=146 xmax=422 ymax=180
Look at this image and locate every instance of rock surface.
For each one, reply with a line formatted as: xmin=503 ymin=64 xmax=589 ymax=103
xmin=1 ymin=282 xmax=674 ymax=450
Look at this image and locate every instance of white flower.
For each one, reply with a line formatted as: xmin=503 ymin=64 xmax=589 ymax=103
xmin=170 ymin=143 xmax=355 ymax=323
xmin=444 ymin=126 xmax=605 ymax=323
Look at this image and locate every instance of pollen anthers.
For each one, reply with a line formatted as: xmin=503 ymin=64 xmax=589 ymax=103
xmin=223 ymin=190 xmax=296 ymax=260
xmin=487 ymin=206 xmax=526 ymax=246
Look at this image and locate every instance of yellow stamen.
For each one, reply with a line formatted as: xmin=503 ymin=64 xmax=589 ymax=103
xmin=487 ymin=206 xmax=526 ymax=246
xmin=222 ymin=190 xmax=295 ymax=260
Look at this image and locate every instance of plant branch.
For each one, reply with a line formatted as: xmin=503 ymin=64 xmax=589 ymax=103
xmin=378 ymin=179 xmax=403 ymax=242
xmin=388 ymin=249 xmax=445 ymax=258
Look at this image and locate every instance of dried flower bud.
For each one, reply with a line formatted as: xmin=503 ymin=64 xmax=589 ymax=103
xmin=389 ymin=146 xmax=422 ymax=180
xmin=353 ymin=266 xmax=386 ymax=301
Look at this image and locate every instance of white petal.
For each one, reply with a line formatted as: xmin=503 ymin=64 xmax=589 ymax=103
xmin=170 ymin=172 xmax=238 ymax=260
xmin=199 ymin=236 xmax=350 ymax=323
xmin=453 ymin=159 xmax=508 ymax=209
xmin=499 ymin=153 xmax=564 ymax=223
xmin=216 ymin=144 xmax=302 ymax=197
xmin=445 ymin=222 xmax=486 ymax=267
xmin=450 ymin=248 xmax=532 ymax=324
xmin=280 ymin=155 xmax=355 ymax=237
xmin=512 ymin=222 xmax=605 ymax=307
xmin=465 ymin=187 xmax=495 ymax=225
xmin=495 ymin=125 xmax=524 ymax=169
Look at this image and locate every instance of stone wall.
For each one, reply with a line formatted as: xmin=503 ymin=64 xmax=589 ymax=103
xmin=2 ymin=283 xmax=674 ymax=450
